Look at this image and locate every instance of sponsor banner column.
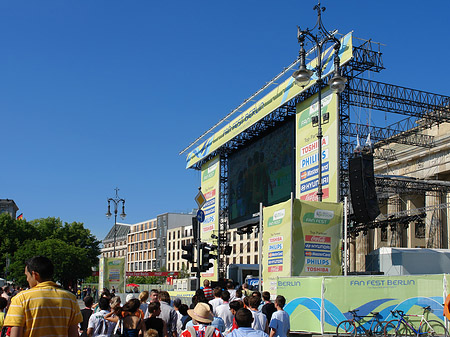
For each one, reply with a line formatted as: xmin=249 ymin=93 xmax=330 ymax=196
xmin=101 ymin=257 xmax=125 ymax=293
xmin=292 ymin=200 xmax=342 ymax=276
xmin=262 ymin=199 xmax=292 ymax=292
xmin=296 ymin=88 xmax=339 ymax=202
xmin=200 ymin=155 xmax=220 ymax=282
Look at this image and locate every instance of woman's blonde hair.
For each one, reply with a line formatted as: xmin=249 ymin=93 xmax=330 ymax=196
xmin=139 ymin=290 xmax=149 ymax=303
xmin=145 ymin=329 xmax=159 ymax=337
xmin=110 ymin=296 xmax=122 ymax=310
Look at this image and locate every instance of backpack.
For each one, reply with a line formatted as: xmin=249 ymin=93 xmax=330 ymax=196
xmin=187 ymin=326 xmax=216 ymax=337
xmin=94 ymin=316 xmax=109 ymax=336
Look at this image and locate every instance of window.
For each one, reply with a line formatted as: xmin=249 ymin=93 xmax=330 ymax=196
xmin=240 ymin=243 xmax=243 ymax=253
xmin=233 ymin=232 xmax=236 ymax=241
xmin=168 ymin=232 xmax=171 ymax=240
xmin=415 ymin=221 xmax=425 ymax=239
xmin=381 ymin=227 xmax=388 ymax=241
xmin=247 ymin=244 xmax=250 ymax=253
xmin=247 ymin=256 xmax=250 ymax=264
xmin=255 ymin=241 xmax=258 ymax=251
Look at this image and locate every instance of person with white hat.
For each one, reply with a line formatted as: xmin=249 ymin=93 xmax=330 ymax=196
xmin=180 ymin=303 xmax=223 ymax=337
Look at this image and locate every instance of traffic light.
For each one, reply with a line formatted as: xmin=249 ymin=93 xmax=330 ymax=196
xmin=200 ymin=243 xmax=217 ymax=272
xmin=181 ymin=243 xmax=195 ymax=263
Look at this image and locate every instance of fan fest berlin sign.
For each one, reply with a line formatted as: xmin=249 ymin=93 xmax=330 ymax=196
xmin=126 ymin=271 xmax=179 ymax=277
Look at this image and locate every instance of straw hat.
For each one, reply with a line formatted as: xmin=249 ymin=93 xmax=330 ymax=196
xmin=187 ymin=303 xmax=214 ymax=324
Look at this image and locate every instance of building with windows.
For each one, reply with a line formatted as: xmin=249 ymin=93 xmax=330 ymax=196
xmin=0 ymin=199 xmax=19 ymax=219
xmin=102 ymin=223 xmax=130 ymax=258
xmin=352 ymin=123 xmax=450 ymax=272
xmin=102 ymin=211 xmax=261 ymax=277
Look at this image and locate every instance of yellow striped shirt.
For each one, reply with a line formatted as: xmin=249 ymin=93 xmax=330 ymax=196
xmin=4 ymin=281 xmax=82 ymax=337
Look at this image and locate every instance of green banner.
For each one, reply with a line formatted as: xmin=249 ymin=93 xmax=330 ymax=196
xmin=292 ymin=200 xmax=343 ymax=276
xmin=200 ymin=156 xmax=220 ymax=282
xmin=99 ymin=257 xmax=125 ymax=293
xmin=186 ymin=33 xmax=353 ymax=169
xmin=277 ymin=277 xmax=323 ymax=333
xmin=262 ymin=199 xmax=292 ymax=293
xmin=296 ymin=88 xmax=339 ymax=202
xmin=277 ymin=274 xmax=446 ymax=333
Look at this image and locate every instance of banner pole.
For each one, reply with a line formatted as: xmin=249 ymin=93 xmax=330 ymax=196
xmin=344 ymin=196 xmax=348 ymax=276
xmin=259 ymin=202 xmax=263 ymax=292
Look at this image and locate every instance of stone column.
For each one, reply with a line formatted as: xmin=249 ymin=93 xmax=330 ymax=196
xmin=349 ymin=234 xmax=356 ymax=272
xmin=388 ymin=195 xmax=402 ymax=247
xmin=355 ymin=231 xmax=369 ymax=272
xmin=405 ymin=194 xmax=424 ymax=248
xmin=425 ymin=192 xmax=442 ymax=248
xmin=445 ymin=192 xmax=450 ymax=249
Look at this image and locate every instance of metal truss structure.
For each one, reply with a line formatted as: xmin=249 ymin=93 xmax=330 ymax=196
xmin=184 ymin=36 xmax=450 ymax=278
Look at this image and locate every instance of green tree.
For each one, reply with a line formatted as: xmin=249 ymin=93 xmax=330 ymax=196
xmin=0 ymin=214 xmax=38 ymax=277
xmin=0 ymin=215 xmax=100 ymax=286
xmin=9 ymin=239 xmax=92 ymax=287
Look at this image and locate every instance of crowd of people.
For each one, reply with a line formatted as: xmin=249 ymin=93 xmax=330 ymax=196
xmin=0 ymin=256 xmax=290 ymax=337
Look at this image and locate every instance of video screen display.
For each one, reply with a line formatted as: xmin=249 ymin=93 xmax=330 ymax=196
xmin=228 ymin=121 xmax=294 ymax=228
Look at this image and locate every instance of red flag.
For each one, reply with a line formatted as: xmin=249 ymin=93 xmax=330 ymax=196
xmin=17 ymin=213 xmax=23 ymax=220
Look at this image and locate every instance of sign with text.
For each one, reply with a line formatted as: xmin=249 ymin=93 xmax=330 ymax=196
xmin=200 ymin=156 xmax=220 ymax=281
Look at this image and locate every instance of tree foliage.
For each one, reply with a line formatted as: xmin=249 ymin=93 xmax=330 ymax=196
xmin=0 ymin=214 xmax=100 ymax=287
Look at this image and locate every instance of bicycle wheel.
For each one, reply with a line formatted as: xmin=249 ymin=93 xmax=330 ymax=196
xmin=337 ymin=320 xmax=357 ymax=337
xmin=421 ymin=320 xmax=449 ymax=337
xmin=373 ymin=321 xmax=388 ymax=336
xmin=384 ymin=320 xmax=398 ymax=337
xmin=385 ymin=320 xmax=413 ymax=337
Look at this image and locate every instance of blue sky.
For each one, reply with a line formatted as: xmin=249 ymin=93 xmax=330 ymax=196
xmin=1 ymin=0 xmax=449 ymax=241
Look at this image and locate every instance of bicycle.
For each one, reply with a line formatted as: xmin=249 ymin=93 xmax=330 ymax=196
xmin=384 ymin=306 xmax=448 ymax=337
xmin=336 ymin=309 xmax=388 ymax=337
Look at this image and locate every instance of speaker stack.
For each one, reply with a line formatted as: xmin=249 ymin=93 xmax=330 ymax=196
xmin=349 ymin=153 xmax=380 ymax=223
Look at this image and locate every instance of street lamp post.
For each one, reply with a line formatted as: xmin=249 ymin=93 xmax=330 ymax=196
xmin=106 ymin=188 xmax=126 ymax=257
xmin=292 ymin=1 xmax=347 ymax=202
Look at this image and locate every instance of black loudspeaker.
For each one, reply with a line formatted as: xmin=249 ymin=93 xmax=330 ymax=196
xmin=349 ymin=153 xmax=380 ymax=223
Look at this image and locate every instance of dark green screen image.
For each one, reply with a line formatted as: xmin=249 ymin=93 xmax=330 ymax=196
xmin=228 ymin=121 xmax=294 ymax=228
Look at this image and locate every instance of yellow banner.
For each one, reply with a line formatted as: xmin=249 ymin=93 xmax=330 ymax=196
xmin=200 ymin=156 xmax=220 ymax=282
xmin=262 ymin=199 xmax=292 ymax=293
xmin=186 ymin=32 xmax=353 ymax=169
xmin=296 ymin=88 xmax=339 ymax=202
xmin=292 ymin=200 xmax=343 ymax=276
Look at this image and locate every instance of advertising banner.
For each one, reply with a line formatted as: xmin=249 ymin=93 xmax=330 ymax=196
xmin=200 ymin=155 xmax=220 ymax=282
xmin=292 ymin=200 xmax=343 ymax=276
xmin=296 ymin=88 xmax=339 ymax=202
xmin=262 ymin=199 xmax=292 ymax=293
xmin=186 ymin=32 xmax=353 ymax=169
xmin=99 ymin=257 xmax=125 ymax=293
xmin=277 ymin=277 xmax=323 ymax=333
xmin=277 ymin=274 xmax=446 ymax=333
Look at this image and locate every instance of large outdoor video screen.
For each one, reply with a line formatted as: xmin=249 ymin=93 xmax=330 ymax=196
xmin=228 ymin=121 xmax=294 ymax=228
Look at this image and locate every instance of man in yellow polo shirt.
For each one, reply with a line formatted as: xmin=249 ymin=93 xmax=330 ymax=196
xmin=4 ymin=256 xmax=82 ymax=337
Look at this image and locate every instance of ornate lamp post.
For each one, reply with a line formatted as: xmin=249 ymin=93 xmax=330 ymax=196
xmin=292 ymin=1 xmax=347 ymax=201
xmin=106 ymin=188 xmax=126 ymax=257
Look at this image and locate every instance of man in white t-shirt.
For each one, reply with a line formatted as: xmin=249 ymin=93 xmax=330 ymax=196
xmin=209 ymin=287 xmax=223 ymax=315
xmin=215 ymin=290 xmax=233 ymax=331
xmin=87 ymin=297 xmax=116 ymax=337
